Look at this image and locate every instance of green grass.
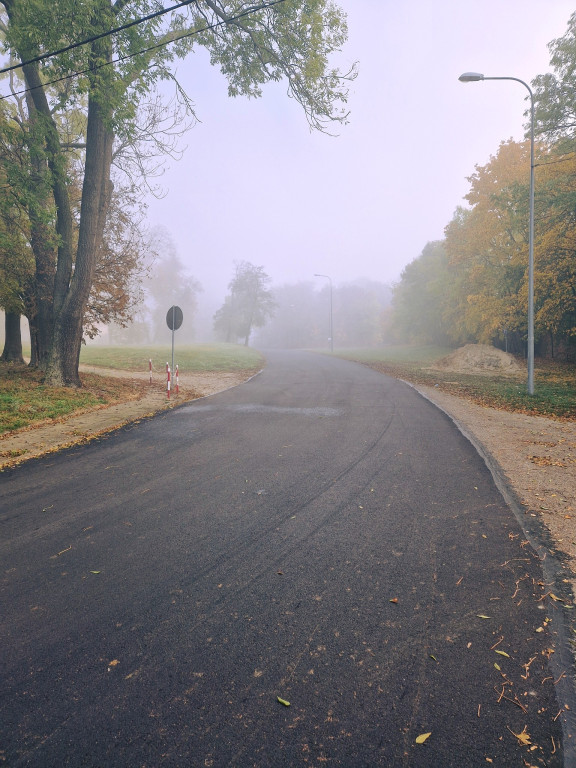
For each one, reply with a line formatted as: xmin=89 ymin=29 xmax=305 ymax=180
xmin=0 ymin=344 xmax=264 ymax=436
xmin=80 ymin=343 xmax=264 ymax=372
xmin=334 ymin=345 xmax=453 ymax=366
xmin=336 ymin=346 xmax=576 ymax=420
xmin=0 ymin=366 xmax=112 ymax=434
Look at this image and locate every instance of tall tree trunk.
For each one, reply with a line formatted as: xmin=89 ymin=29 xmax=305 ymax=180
xmin=1 ymin=311 xmax=24 ymax=363
xmin=23 ymin=92 xmax=58 ymax=370
xmin=45 ymin=90 xmax=114 ymax=386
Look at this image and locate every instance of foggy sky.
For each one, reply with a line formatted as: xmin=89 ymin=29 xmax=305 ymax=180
xmin=144 ymin=0 xmax=575 ymax=319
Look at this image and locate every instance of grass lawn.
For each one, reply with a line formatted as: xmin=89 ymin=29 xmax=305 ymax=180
xmin=79 ymin=343 xmax=264 ymax=372
xmin=335 ymin=346 xmax=576 ymax=420
xmin=0 ymin=344 xmax=264 ymax=436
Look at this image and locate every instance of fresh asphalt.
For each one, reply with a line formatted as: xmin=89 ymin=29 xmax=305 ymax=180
xmin=1 ymin=350 xmax=575 ymax=767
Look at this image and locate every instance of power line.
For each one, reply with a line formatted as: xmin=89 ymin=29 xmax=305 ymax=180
xmin=0 ymin=0 xmax=287 ymax=101
xmin=0 ymin=0 xmax=198 ymax=76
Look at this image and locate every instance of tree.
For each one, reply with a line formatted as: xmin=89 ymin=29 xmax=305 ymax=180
xmin=146 ymin=227 xmax=202 ymax=343
xmin=84 ymin=190 xmax=151 ymax=339
xmin=532 ymin=12 xmax=576 ymax=146
xmin=0 ymin=0 xmax=356 ymax=386
xmin=0 ymin=123 xmax=33 ymax=362
xmin=525 ymin=147 xmax=576 ymax=355
xmin=392 ymin=241 xmax=452 ymax=346
xmin=214 ymin=261 xmax=275 ymax=345
xmin=1 ymin=311 xmax=24 ymax=362
xmin=442 ymin=140 xmax=536 ymax=349
xmin=333 ymin=279 xmax=392 ymax=347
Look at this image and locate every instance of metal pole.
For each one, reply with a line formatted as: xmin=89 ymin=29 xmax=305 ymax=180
xmin=458 ymin=73 xmax=535 ymax=394
xmin=314 ymin=273 xmax=334 ymax=353
xmin=329 ymin=281 xmax=334 ymax=354
xmin=527 ymin=90 xmax=535 ymax=396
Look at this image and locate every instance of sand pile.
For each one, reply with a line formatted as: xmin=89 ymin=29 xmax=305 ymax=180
xmin=433 ymin=344 xmax=524 ymax=375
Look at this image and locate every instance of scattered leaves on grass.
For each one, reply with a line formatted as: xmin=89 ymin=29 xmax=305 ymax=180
xmin=415 ymin=732 xmax=431 ymax=744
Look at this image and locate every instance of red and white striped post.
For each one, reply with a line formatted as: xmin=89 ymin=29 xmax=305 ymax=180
xmin=175 ymin=364 xmax=179 ymax=396
xmin=166 ymin=363 xmax=171 ymax=399
xmin=149 ymin=359 xmax=152 ymax=385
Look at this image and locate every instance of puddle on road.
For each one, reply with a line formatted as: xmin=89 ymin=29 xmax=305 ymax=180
xmin=182 ymin=404 xmax=343 ymax=417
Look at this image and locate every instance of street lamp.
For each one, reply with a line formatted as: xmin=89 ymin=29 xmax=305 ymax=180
xmin=314 ymin=273 xmax=333 ymax=353
xmin=459 ymin=71 xmax=535 ymax=395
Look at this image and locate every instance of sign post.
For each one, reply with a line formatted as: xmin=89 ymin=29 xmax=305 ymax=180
xmin=166 ymin=306 xmax=183 ymax=391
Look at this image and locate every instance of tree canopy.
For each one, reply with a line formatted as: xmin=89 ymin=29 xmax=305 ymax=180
xmin=0 ymin=0 xmax=355 ymax=384
xmin=213 ymin=260 xmax=275 ymax=345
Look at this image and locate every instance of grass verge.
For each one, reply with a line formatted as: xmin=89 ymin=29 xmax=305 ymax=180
xmin=1 ymin=344 xmax=264 ymax=436
xmin=0 ymin=365 xmax=150 ymax=435
xmin=336 ymin=347 xmax=576 ymax=420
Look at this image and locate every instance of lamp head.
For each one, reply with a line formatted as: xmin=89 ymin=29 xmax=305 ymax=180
xmin=459 ymin=72 xmax=485 ymax=82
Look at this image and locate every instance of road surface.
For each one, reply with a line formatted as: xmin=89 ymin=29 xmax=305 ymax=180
xmin=1 ymin=351 xmax=574 ymax=766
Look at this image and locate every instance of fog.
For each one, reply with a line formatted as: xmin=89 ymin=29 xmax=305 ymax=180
xmin=139 ymin=0 xmax=574 ymax=339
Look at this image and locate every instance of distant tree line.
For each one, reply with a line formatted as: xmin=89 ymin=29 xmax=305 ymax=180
xmin=253 ymin=278 xmax=392 ymax=349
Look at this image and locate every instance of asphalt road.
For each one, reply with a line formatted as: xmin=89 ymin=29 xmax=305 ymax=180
xmin=1 ymin=350 xmax=574 ymax=767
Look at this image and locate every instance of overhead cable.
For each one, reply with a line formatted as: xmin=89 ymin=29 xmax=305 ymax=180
xmin=0 ymin=0 xmax=286 ymax=102
xmin=0 ymin=0 xmax=198 ymax=76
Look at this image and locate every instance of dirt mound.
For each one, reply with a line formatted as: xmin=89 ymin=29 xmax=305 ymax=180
xmin=433 ymin=344 xmax=524 ymax=375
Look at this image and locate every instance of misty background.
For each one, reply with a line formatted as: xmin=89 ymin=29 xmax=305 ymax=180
xmin=49 ymin=1 xmax=576 ymax=347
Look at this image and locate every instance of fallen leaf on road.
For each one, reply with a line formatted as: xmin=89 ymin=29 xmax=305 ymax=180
xmin=415 ymin=732 xmax=431 ymax=744
xmin=507 ymin=725 xmax=531 ymax=745
xmin=90 ymin=570 xmax=101 ymax=574
xmin=477 ymin=615 xmax=491 ymax=619
xmin=277 ymin=697 xmax=290 ymax=707
xmin=495 ymin=650 xmax=510 ymax=658
xmin=389 ymin=598 xmax=398 ymax=604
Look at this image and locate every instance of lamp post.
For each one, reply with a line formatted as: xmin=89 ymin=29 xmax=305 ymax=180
xmin=314 ymin=273 xmax=333 ymax=353
xmin=458 ymin=71 xmax=535 ymax=395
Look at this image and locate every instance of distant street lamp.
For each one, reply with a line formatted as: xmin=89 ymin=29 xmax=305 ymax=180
xmin=314 ymin=273 xmax=334 ymax=353
xmin=458 ymin=71 xmax=535 ymax=395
